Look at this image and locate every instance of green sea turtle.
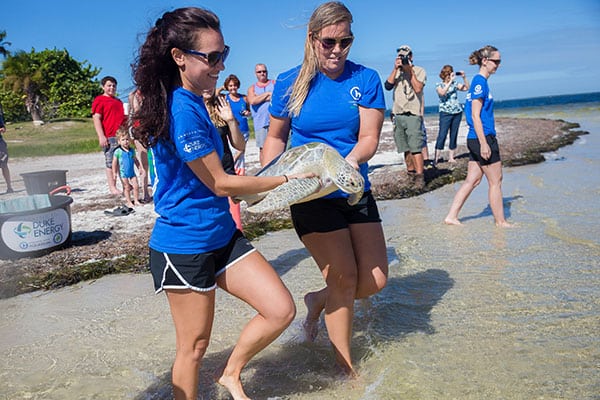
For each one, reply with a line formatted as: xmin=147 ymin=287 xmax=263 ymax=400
xmin=236 ymin=142 xmax=364 ymax=213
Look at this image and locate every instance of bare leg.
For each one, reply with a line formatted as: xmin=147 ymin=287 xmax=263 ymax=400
xmin=303 ymin=288 xmax=325 ymax=342
xmin=121 ymin=178 xmax=134 ymax=208
xmin=106 ymin=167 xmax=120 ymax=195
xmin=481 ymin=162 xmax=514 ymax=227
xmin=434 ymin=149 xmax=442 ymax=165
xmin=1 ymin=165 xmax=13 ymax=192
xmin=404 ymin=151 xmax=415 ymax=172
xmin=301 ymin=223 xmax=387 ymax=375
xmin=448 ymin=148 xmax=456 ymax=163
xmin=444 ymin=161 xmax=483 ymax=225
xmin=165 ymin=289 xmax=215 ymax=400
xmin=412 ymin=152 xmax=425 ymax=175
xmin=217 ymin=251 xmax=295 ymax=399
xmin=130 ymin=177 xmax=142 ymax=206
xmin=135 ymin=140 xmax=151 ymax=201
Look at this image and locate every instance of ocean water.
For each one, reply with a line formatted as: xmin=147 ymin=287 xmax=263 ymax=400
xmin=0 ymin=99 xmax=598 ymax=399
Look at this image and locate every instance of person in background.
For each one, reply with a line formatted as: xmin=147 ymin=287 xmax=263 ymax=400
xmin=263 ymin=1 xmax=388 ymax=377
xmin=203 ymin=85 xmax=246 ymax=231
xmin=385 ymin=45 xmax=427 ymax=187
xmin=247 ymin=63 xmax=274 ymax=165
xmin=223 ymin=74 xmax=251 ymax=176
xmin=92 ymin=76 xmax=126 ymax=196
xmin=434 ymin=65 xmax=469 ymax=165
xmin=444 ymin=45 xmax=513 ymax=228
xmin=128 ymin=89 xmax=151 ymax=202
xmin=0 ymin=102 xmax=13 ymax=194
xmin=420 ymin=97 xmax=434 ymax=169
xmin=112 ymin=127 xmax=142 ymax=208
xmin=132 ymin=7 xmax=313 ymax=399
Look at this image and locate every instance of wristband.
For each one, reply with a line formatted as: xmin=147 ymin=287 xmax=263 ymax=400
xmin=283 ymin=175 xmax=288 ymax=183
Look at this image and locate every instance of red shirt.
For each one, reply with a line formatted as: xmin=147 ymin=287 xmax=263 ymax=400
xmin=91 ymin=95 xmax=125 ymax=138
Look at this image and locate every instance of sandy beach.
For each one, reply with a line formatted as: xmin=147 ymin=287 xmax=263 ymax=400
xmin=0 ymin=115 xmax=584 ymax=298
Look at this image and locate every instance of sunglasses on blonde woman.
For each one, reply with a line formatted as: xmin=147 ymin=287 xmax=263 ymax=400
xmin=314 ymin=35 xmax=354 ymax=50
xmin=487 ymin=58 xmax=501 ymax=66
xmin=183 ymin=45 xmax=230 ymax=67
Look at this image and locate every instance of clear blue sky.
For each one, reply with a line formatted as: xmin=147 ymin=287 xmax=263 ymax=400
xmin=3 ymin=0 xmax=600 ymax=107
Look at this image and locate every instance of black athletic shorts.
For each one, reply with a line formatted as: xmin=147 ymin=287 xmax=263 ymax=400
xmin=467 ymin=135 xmax=501 ymax=165
xmin=290 ymin=191 xmax=381 ymax=238
xmin=149 ymin=230 xmax=255 ymax=293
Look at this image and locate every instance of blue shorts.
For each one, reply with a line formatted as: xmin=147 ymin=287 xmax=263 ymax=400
xmin=149 ymin=230 xmax=256 ymax=293
xmin=255 ymin=126 xmax=268 ymax=149
xmin=290 ymin=191 xmax=381 ymax=238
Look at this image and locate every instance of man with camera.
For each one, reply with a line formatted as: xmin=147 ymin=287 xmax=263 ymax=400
xmin=385 ymin=45 xmax=427 ymax=186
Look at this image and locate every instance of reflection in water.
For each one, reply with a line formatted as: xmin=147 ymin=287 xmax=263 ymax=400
xmin=1 ymin=105 xmax=599 ymax=399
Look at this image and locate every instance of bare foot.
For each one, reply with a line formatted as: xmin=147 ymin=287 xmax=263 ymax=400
xmin=444 ymin=217 xmax=462 ymax=225
xmin=217 ymin=374 xmax=251 ymax=400
xmin=448 ymin=158 xmax=457 ymax=163
xmin=496 ymin=221 xmax=515 ymax=228
xmin=125 ymin=202 xmax=135 ymax=208
xmin=303 ymin=292 xmax=322 ymax=342
xmin=134 ymin=201 xmax=142 ymax=206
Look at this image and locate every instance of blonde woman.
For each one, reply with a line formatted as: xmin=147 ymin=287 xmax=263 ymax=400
xmin=262 ymin=1 xmax=388 ymax=376
xmin=444 ymin=45 xmax=514 ymax=227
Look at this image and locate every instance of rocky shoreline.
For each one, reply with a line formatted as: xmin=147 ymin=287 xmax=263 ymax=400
xmin=0 ymin=116 xmax=586 ymax=298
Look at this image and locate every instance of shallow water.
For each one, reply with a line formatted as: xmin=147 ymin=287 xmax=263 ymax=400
xmin=1 ymin=104 xmax=599 ymax=399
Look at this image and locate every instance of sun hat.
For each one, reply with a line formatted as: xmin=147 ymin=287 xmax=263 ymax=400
xmin=396 ymin=45 xmax=412 ymax=56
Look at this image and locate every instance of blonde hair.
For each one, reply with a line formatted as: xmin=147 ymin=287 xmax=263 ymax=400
xmin=117 ymin=125 xmax=130 ymax=140
xmin=469 ymin=45 xmax=499 ymax=66
xmin=287 ymin=2 xmax=353 ymax=117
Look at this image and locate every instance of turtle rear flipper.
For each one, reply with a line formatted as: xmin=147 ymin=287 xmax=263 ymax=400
xmin=247 ymin=177 xmax=322 ymax=213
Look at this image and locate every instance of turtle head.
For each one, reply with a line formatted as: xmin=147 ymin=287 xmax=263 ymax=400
xmin=335 ymin=163 xmax=365 ymax=199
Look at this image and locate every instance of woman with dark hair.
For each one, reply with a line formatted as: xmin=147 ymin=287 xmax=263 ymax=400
xmin=434 ymin=64 xmax=469 ymax=165
xmin=444 ymin=45 xmax=514 ymax=227
xmin=262 ymin=1 xmax=388 ymax=376
xmin=132 ymin=7 xmax=312 ymax=399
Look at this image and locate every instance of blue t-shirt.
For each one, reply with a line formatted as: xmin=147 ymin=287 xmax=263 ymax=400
xmin=226 ymin=94 xmax=250 ymax=138
xmin=113 ymin=146 xmax=137 ymax=178
xmin=465 ymin=74 xmax=496 ymax=139
xmin=149 ymin=87 xmax=236 ymax=254
xmin=269 ymin=60 xmax=385 ymax=196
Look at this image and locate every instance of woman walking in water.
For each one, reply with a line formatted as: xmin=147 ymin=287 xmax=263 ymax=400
xmin=444 ymin=45 xmax=514 ymax=228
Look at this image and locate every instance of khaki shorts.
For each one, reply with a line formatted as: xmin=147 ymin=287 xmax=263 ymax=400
xmin=393 ymin=114 xmax=424 ymax=154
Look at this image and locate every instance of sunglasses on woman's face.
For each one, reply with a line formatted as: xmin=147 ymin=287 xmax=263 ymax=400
xmin=183 ymin=45 xmax=230 ymax=67
xmin=314 ymin=35 xmax=354 ymax=50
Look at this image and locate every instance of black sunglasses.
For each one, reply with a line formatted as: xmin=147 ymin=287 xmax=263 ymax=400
xmin=183 ymin=45 xmax=230 ymax=66
xmin=487 ymin=58 xmax=501 ymax=66
xmin=314 ymin=35 xmax=354 ymax=50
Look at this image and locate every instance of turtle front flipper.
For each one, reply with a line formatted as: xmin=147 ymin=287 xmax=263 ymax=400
xmin=346 ymin=190 xmax=364 ymax=206
xmin=247 ymin=177 xmax=322 ymax=213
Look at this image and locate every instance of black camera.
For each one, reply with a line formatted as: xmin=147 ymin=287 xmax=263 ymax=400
xmin=398 ymin=54 xmax=410 ymax=66
xmin=455 ymin=71 xmax=462 ymax=76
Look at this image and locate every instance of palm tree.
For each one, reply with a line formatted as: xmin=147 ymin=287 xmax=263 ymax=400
xmin=0 ymin=30 xmax=11 ymax=58
xmin=2 ymin=51 xmax=44 ymax=121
